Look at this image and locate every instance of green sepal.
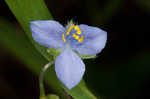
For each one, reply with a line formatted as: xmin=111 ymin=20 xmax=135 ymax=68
xmin=47 ymin=48 xmax=61 ymax=61
xmin=79 ymin=54 xmax=97 ymax=59
xmin=47 ymin=94 xmax=59 ymax=99
xmin=75 ymin=51 xmax=97 ymax=59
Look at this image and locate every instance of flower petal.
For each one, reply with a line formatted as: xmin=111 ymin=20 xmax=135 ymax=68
xmin=75 ymin=24 xmax=107 ymax=55
xmin=55 ymin=48 xmax=85 ymax=89
xmin=30 ymin=20 xmax=66 ymax=48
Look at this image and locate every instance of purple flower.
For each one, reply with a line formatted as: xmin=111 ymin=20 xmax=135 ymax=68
xmin=30 ymin=20 xmax=107 ymax=89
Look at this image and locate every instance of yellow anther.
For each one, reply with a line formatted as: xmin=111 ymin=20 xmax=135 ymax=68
xmin=66 ymin=25 xmax=82 ymax=35
xmin=72 ymin=33 xmax=79 ymax=40
xmin=66 ymin=25 xmax=75 ymax=35
xmin=62 ymin=33 xmax=66 ymax=43
xmin=77 ymin=31 xmax=81 ymax=35
xmin=66 ymin=25 xmax=83 ymax=43
xmin=78 ymin=36 xmax=84 ymax=43
xmin=74 ymin=26 xmax=81 ymax=35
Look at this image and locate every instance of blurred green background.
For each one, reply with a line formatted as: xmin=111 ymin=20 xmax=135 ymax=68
xmin=0 ymin=0 xmax=150 ymax=99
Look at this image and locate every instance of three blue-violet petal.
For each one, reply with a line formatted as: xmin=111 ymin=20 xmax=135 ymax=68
xmin=30 ymin=20 xmax=107 ymax=89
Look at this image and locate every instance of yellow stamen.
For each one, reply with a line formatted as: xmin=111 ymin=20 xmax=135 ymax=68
xmin=65 ymin=25 xmax=84 ymax=43
xmin=74 ymin=26 xmax=81 ymax=35
xmin=66 ymin=25 xmax=82 ymax=35
xmin=78 ymin=36 xmax=84 ymax=43
xmin=62 ymin=33 xmax=66 ymax=43
xmin=66 ymin=25 xmax=75 ymax=35
xmin=72 ymin=33 xmax=80 ymax=40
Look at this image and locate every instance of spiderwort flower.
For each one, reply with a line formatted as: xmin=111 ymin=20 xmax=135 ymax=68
xmin=30 ymin=20 xmax=107 ymax=89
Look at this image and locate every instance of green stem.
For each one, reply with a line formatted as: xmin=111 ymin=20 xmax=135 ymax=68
xmin=39 ymin=62 xmax=54 ymax=99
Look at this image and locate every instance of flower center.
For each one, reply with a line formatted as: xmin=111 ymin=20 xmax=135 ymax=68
xmin=62 ymin=25 xmax=84 ymax=43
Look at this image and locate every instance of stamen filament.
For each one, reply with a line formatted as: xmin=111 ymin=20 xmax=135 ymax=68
xmin=62 ymin=34 xmax=66 ymax=43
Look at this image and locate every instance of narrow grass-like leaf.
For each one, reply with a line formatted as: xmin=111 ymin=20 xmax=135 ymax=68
xmin=5 ymin=0 xmax=53 ymax=61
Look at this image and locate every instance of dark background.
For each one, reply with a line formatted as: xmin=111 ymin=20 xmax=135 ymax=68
xmin=0 ymin=0 xmax=150 ymax=99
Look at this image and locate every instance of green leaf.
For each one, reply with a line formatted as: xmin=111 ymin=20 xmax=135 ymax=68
xmin=5 ymin=0 xmax=54 ymax=62
xmin=4 ymin=0 xmax=97 ymax=98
